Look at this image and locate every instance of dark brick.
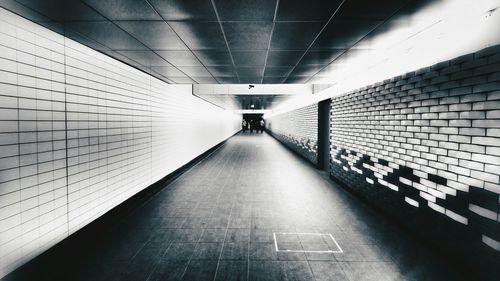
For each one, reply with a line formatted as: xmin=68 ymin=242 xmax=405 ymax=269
xmin=423 ymin=70 xmax=440 ymax=80
xmin=440 ymin=64 xmax=461 ymax=75
xmin=460 ymin=93 xmax=487 ymax=103
xmin=429 ymin=91 xmax=448 ymax=99
xmin=461 ymin=76 xmax=487 ymax=86
xmin=451 ymin=53 xmax=474 ymax=65
xmin=488 ymin=71 xmax=500 ymax=82
xmin=474 ymin=63 xmax=500 ymax=75
xmin=451 ymin=70 xmax=473 ymax=81
xmin=431 ymin=60 xmax=451 ymax=71
xmin=415 ymin=66 xmax=431 ymax=75
xmin=440 ymin=81 xmax=460 ymax=90
xmin=449 ymin=87 xmax=472 ymax=96
xmin=474 ymin=44 xmax=500 ymax=58
xmin=473 ymin=82 xmax=500 ymax=93
xmin=461 ymin=58 xmax=488 ymax=70
xmin=430 ymin=76 xmax=449 ymax=85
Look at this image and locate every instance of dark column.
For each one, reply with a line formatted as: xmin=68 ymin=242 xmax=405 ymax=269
xmin=317 ymin=99 xmax=331 ymax=170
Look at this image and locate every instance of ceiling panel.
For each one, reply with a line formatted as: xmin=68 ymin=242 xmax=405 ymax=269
xmin=81 ymin=0 xmax=161 ymax=20
xmin=239 ymin=77 xmax=263 ymax=84
xmin=16 ymin=0 xmax=107 ymax=22
xmin=285 ymin=76 xmax=309 ymax=83
xmin=101 ymin=50 xmax=143 ymax=67
xmin=276 ymin=0 xmax=344 ymax=21
xmin=232 ymin=51 xmax=268 ymax=66
xmin=288 ymin=65 xmax=325 ymax=77
xmin=3 ymin=0 xmax=59 ymax=22
xmin=117 ymin=50 xmax=172 ymax=67
xmin=67 ymin=21 xmax=147 ymax=50
xmin=262 ymin=77 xmax=286 ymax=84
xmin=148 ymin=0 xmax=216 ymax=21
xmin=271 ymin=22 xmax=324 ymax=50
xmin=169 ymin=21 xmax=227 ymax=50
xmin=0 ymin=0 xmax=425 ymax=86
xmin=178 ymin=66 xmax=213 ymax=77
xmin=215 ymin=77 xmax=240 ymax=83
xmin=223 ymin=22 xmax=273 ymax=50
xmin=206 ymin=66 xmax=237 ymax=77
xmin=266 ymin=50 xmax=304 ymax=66
xmin=193 ymin=77 xmax=219 ymax=84
xmin=156 ymin=51 xmax=203 ymax=66
xmin=169 ymin=77 xmax=196 ymax=84
xmin=300 ymin=50 xmax=344 ymax=65
xmin=214 ymin=0 xmax=277 ymax=21
xmin=264 ymin=67 xmax=294 ymax=77
xmin=193 ymin=50 xmax=233 ymax=66
xmin=335 ymin=0 xmax=409 ymax=21
xmin=15 ymin=0 xmax=64 ymax=21
xmin=115 ymin=21 xmax=187 ymax=50
xmin=65 ymin=28 xmax=110 ymax=51
xmin=151 ymin=66 xmax=187 ymax=77
xmin=311 ymin=20 xmax=382 ymax=50
xmin=237 ymin=67 xmax=264 ymax=77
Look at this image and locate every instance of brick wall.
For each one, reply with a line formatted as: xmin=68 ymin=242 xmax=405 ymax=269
xmin=0 ymin=8 xmax=240 ymax=278
xmin=329 ymin=44 xmax=500 ymax=278
xmin=266 ymin=103 xmax=318 ymax=165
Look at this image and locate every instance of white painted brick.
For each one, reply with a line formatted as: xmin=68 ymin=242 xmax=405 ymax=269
xmin=445 ymin=209 xmax=468 ymax=225
xmin=469 ymin=204 xmax=497 ymax=220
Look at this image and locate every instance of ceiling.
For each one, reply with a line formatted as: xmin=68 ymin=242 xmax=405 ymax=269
xmin=0 ymin=0 xmax=430 ymax=85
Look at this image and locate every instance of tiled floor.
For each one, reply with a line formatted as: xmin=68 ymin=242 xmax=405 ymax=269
xmin=5 ymin=133 xmax=470 ymax=281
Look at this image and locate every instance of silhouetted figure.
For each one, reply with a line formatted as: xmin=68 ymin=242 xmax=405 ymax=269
xmin=259 ymin=119 xmax=265 ymax=133
xmin=242 ymin=119 xmax=247 ymax=133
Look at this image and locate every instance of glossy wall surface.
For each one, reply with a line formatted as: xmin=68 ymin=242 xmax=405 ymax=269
xmin=329 ymin=45 xmax=500 ymax=278
xmin=266 ymin=104 xmax=318 ymax=165
xmin=0 ymin=8 xmax=240 ymax=278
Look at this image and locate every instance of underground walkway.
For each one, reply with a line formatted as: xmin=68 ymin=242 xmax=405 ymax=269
xmin=5 ymin=133 xmax=469 ymax=281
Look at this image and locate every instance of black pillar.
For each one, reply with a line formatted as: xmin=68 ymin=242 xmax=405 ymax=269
xmin=317 ymin=99 xmax=331 ymax=170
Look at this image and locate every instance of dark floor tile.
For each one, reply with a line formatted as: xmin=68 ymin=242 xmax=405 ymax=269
xmin=149 ymin=260 xmax=189 ymax=281
xmin=181 ymin=260 xmax=218 ymax=281
xmin=221 ymin=242 xmax=249 ymax=260
xmin=192 ymin=243 xmax=223 ymax=260
xmin=250 ymin=229 xmax=274 ymax=243
xmin=162 ymin=243 xmax=197 ymax=261
xmin=229 ymin=217 xmax=252 ymax=228
xmin=276 ymin=242 xmax=307 ymax=261
xmin=214 ymin=260 xmax=248 ymax=281
xmin=206 ymin=216 xmax=230 ymax=228
xmin=200 ymin=228 xmax=227 ymax=242
xmin=248 ymin=261 xmax=283 ymax=281
xmin=226 ymin=228 xmax=251 ymax=243
xmin=181 ymin=217 xmax=209 ymax=228
xmin=121 ymin=260 xmax=157 ymax=281
xmin=309 ymin=261 xmax=348 ymax=281
xmin=249 ymin=242 xmax=278 ymax=260
xmin=280 ymin=261 xmax=315 ymax=281
xmin=77 ymin=262 xmax=128 ymax=281
xmin=170 ymin=228 xmax=204 ymax=242
xmin=339 ymin=261 xmax=377 ymax=281
xmin=100 ymin=242 xmax=145 ymax=262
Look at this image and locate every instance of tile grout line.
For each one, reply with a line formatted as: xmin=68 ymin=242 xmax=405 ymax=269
xmin=178 ymin=139 xmax=233 ymax=280
xmin=212 ymin=144 xmax=241 ymax=281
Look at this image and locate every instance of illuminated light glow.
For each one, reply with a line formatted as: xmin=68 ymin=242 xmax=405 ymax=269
xmin=266 ymin=0 xmax=500 ymax=118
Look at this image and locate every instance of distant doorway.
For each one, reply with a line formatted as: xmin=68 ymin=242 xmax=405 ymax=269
xmin=242 ymin=113 xmax=264 ymax=134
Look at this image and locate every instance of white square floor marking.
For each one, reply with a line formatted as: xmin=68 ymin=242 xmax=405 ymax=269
xmin=273 ymin=232 xmax=343 ymax=253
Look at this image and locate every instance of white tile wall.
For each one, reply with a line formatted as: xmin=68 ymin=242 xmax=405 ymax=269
xmin=0 ymin=8 xmax=240 ymax=278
